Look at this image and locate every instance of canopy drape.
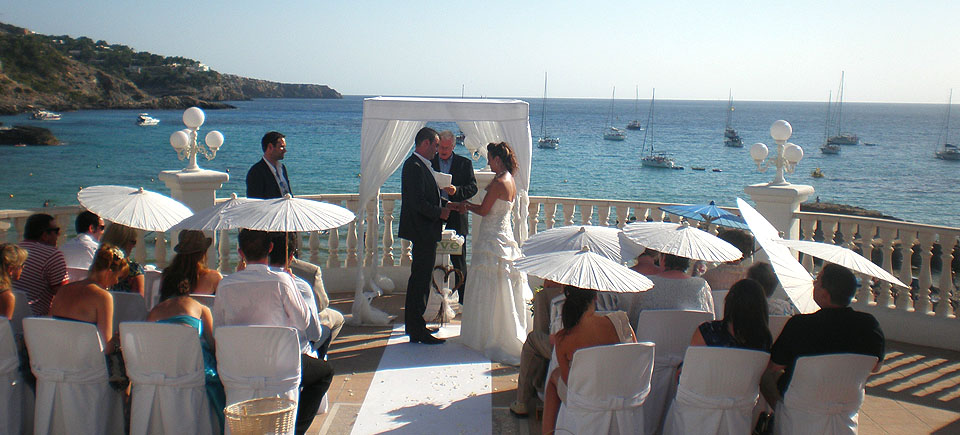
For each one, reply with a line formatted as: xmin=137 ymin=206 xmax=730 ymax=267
xmin=352 ymin=97 xmax=532 ymax=324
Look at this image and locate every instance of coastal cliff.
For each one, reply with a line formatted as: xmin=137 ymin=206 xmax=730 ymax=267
xmin=0 ymin=22 xmax=341 ymax=115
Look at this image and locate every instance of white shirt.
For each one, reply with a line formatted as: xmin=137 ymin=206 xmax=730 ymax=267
xmin=262 ymin=157 xmax=291 ymax=196
xmin=59 ymin=233 xmax=99 ymax=269
xmin=270 ymin=265 xmax=322 ymax=348
xmin=214 ymin=264 xmax=314 ymax=357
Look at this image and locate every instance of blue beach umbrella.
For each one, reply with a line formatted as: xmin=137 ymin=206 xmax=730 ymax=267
xmin=659 ymin=201 xmax=748 ymax=229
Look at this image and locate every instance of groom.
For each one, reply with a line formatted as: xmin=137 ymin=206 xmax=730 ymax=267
xmin=399 ymin=127 xmax=450 ymax=345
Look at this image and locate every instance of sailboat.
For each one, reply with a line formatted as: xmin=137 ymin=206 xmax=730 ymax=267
xmin=602 ymin=87 xmax=626 ymax=141
xmin=826 ymin=71 xmax=859 ymax=146
xmin=640 ymin=89 xmax=677 ymax=169
xmin=935 ymin=90 xmax=960 ymax=161
xmin=626 ymin=85 xmax=643 ymax=130
xmin=821 ymin=90 xmax=841 ymax=154
xmin=537 ymin=73 xmax=560 ymax=149
xmin=723 ymin=90 xmax=743 ymax=147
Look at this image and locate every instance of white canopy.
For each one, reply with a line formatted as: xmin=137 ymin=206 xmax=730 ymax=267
xmin=352 ymin=97 xmax=533 ymax=324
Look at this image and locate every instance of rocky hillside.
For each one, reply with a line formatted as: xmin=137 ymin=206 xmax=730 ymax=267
xmin=0 ymin=22 xmax=340 ymax=115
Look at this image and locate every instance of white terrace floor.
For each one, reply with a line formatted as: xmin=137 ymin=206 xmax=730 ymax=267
xmin=308 ymin=292 xmax=960 ymax=435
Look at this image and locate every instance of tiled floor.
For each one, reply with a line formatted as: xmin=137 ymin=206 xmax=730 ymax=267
xmin=308 ymin=292 xmax=960 ymax=434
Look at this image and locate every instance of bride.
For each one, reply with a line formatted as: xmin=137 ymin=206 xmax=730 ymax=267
xmin=455 ymin=141 xmax=532 ymax=365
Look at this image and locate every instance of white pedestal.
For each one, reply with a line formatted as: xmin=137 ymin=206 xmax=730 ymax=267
xmin=744 ymin=182 xmax=815 ymax=241
xmin=158 ymin=169 xmax=229 ymax=213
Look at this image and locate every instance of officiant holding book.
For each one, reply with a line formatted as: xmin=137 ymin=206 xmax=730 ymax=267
xmin=432 ymin=130 xmax=478 ymax=304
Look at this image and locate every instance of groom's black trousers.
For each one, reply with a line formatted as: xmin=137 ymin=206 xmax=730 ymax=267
xmin=405 ymin=238 xmax=437 ymax=336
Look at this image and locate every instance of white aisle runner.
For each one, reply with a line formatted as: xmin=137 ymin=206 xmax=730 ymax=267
xmin=350 ymin=324 xmax=492 ymax=435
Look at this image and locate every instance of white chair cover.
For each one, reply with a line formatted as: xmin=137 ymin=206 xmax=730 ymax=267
xmin=23 ymin=318 xmax=123 ymax=435
xmin=548 ymin=293 xmax=566 ymax=335
xmin=0 ymin=318 xmax=33 ymax=434
xmin=110 ymin=291 xmax=148 ymax=327
xmin=10 ymin=290 xmax=31 ymax=334
xmin=635 ymin=309 xmax=714 ymax=435
xmin=121 ymin=322 xmax=216 ymax=435
xmin=142 ymin=266 xmax=162 ymax=310
xmin=774 ymin=353 xmax=878 ymax=435
xmin=216 ymin=326 xmax=302 ymax=407
xmin=192 ymin=294 xmax=216 ymax=310
xmin=556 ymin=343 xmax=655 ymax=435
xmin=768 ymin=315 xmax=791 ymax=341
xmin=711 ymin=290 xmax=728 ymax=318
xmin=66 ymin=266 xmax=88 ymax=283
xmin=662 ymin=346 xmax=769 ymax=435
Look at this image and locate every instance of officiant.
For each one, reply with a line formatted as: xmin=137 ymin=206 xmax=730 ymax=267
xmin=432 ymin=130 xmax=478 ymax=304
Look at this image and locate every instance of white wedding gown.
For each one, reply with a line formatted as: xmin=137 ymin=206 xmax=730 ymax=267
xmin=461 ymin=198 xmax=533 ymax=365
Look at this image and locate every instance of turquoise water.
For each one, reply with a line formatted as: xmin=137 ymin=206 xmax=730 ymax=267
xmin=1 ymin=96 xmax=957 ymax=227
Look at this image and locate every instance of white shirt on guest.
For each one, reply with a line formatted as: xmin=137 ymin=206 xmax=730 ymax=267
xmin=60 ymin=233 xmax=99 ymax=269
xmin=213 ymin=263 xmax=315 ymax=357
xmin=269 ymin=265 xmax=322 ymax=347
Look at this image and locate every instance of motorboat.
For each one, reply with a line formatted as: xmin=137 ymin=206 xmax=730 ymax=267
xmin=603 ymin=127 xmax=626 ymax=141
xmin=456 ymin=131 xmax=466 ymax=146
xmin=137 ymin=113 xmax=160 ymax=126
xmin=31 ymin=110 xmax=61 ymax=121
xmin=811 ymin=168 xmax=825 ymax=178
xmin=537 ymin=73 xmax=560 ymax=149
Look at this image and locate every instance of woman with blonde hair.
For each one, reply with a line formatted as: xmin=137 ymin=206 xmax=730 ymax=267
xmin=0 ymin=243 xmax=29 ymax=319
xmin=99 ymin=223 xmax=145 ymax=296
xmin=48 ymin=244 xmax=129 ymax=353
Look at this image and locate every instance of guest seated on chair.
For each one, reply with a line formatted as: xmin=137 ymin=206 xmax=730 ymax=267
xmin=100 ymin=223 xmax=145 ymax=297
xmin=160 ymin=230 xmax=222 ymax=296
xmin=510 ymin=279 xmax=564 ymax=417
xmin=760 ymin=263 xmax=885 ymax=408
xmin=49 ymin=244 xmax=127 ymax=353
xmin=747 ymin=262 xmax=796 ymax=316
xmin=148 ymin=268 xmax=225 ymax=428
xmin=690 ymin=278 xmax=772 ymax=351
xmin=542 ymin=285 xmax=637 ymax=435
xmin=701 ymin=229 xmax=754 ymax=291
xmin=630 ymin=247 xmax=662 ymax=276
xmin=267 ymin=232 xmax=329 ymax=358
xmin=626 ymin=253 xmax=714 ymax=325
xmin=0 ymin=243 xmax=28 ymax=319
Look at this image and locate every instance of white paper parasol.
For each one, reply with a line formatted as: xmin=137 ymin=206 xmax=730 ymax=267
xmin=78 ymin=185 xmax=193 ymax=232
xmin=168 ymin=193 xmax=253 ymax=232
xmin=220 ymin=194 xmax=355 ymax=232
xmin=775 ymin=239 xmax=908 ymax=288
xmin=522 ymin=225 xmax=639 ymax=263
xmin=737 ymin=198 xmax=818 ymax=313
xmin=513 ymin=247 xmax=654 ymax=293
xmin=620 ymin=221 xmax=743 ymax=262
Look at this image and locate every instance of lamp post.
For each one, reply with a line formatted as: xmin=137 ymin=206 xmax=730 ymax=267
xmin=749 ymin=120 xmax=804 ymax=186
xmin=169 ymin=107 xmax=224 ymax=172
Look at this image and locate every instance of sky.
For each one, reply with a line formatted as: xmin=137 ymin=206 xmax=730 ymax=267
xmin=4 ymin=1 xmax=959 ymax=103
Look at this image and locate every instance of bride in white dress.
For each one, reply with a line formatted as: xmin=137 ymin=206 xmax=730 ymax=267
xmin=455 ymin=142 xmax=532 ymax=365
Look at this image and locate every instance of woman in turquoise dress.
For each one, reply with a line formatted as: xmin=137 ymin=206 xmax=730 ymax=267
xmin=147 ymin=276 xmax=225 ymax=430
xmin=100 ymin=223 xmax=145 ymax=296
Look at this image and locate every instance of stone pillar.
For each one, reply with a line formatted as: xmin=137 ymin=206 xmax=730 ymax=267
xmin=159 ymin=169 xmax=229 ymax=269
xmin=744 ymin=183 xmax=815 ymax=241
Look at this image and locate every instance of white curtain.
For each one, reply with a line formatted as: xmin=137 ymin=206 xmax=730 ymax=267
xmin=357 ymin=119 xmax=426 ymax=215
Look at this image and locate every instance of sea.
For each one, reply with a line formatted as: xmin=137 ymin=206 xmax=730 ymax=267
xmin=1 ymin=96 xmax=958 ymax=228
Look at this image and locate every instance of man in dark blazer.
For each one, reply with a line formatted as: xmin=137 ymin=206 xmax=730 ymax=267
xmin=431 ymin=130 xmax=478 ymax=304
xmin=399 ymin=127 xmax=450 ymax=344
xmin=246 ymin=131 xmax=292 ymax=199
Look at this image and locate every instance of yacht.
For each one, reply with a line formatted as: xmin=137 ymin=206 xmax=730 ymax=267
xmin=30 ymin=110 xmax=61 ymax=121
xmin=934 ymin=90 xmax=960 ymax=161
xmin=536 ymin=73 xmax=560 ymax=149
xmin=137 ymin=113 xmax=160 ymax=126
xmin=723 ymin=90 xmax=743 ymax=147
xmin=642 ymin=153 xmax=677 ymax=168
xmin=603 ymin=127 xmax=626 ymax=141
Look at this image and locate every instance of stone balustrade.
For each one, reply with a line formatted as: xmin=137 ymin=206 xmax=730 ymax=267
xmin=3 ymin=194 xmax=957 ymax=349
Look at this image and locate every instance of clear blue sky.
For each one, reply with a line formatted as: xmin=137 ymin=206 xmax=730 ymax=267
xmin=4 ymin=1 xmax=958 ymax=103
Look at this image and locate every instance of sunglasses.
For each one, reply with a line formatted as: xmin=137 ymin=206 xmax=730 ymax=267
xmin=45 ymin=227 xmax=61 ymax=234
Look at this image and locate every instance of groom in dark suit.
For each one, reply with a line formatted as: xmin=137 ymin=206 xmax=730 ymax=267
xmin=246 ymin=131 xmax=292 ymax=199
xmin=399 ymin=127 xmax=450 ymax=344
xmin=431 ymin=130 xmax=477 ymax=304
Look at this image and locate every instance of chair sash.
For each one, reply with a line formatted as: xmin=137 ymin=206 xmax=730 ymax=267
xmin=674 ymin=384 xmax=758 ymax=410
xmin=219 ymin=372 xmax=301 ymax=393
xmin=128 ymin=370 xmax=205 ymax=387
xmin=566 ymin=384 xmax=650 ymax=412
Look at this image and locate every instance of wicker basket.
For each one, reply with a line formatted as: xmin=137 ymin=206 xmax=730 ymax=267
xmin=224 ymin=397 xmax=297 ymax=435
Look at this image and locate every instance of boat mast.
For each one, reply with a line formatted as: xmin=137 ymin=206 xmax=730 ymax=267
xmin=540 ymin=72 xmax=548 ymax=137
xmin=836 ymin=71 xmax=845 ymax=136
xmin=943 ymin=89 xmax=953 ymax=148
xmin=641 ymin=88 xmax=655 ymax=155
xmin=725 ymin=89 xmax=734 ymax=129
xmin=824 ymin=90 xmax=832 ymax=142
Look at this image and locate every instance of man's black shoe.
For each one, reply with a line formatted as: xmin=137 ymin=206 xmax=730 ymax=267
xmin=410 ymin=334 xmax=446 ymax=345
xmin=426 ymin=326 xmax=440 ymax=333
